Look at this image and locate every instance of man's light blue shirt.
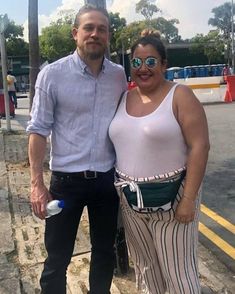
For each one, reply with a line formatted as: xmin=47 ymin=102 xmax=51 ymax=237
xmin=27 ymin=51 xmax=127 ymax=172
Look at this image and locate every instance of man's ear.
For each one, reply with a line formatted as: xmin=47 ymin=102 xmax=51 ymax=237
xmin=72 ymin=27 xmax=78 ymax=40
xmin=109 ymin=31 xmax=112 ymax=41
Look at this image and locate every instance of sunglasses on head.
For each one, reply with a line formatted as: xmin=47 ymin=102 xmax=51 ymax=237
xmin=130 ymin=57 xmax=158 ymax=69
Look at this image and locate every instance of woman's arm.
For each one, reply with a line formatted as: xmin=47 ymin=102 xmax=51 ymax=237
xmin=173 ymin=85 xmax=210 ymax=223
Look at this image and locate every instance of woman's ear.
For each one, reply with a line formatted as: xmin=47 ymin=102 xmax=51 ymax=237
xmin=162 ymin=60 xmax=168 ymax=73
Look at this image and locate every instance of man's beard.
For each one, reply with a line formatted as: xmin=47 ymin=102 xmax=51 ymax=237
xmin=82 ymin=44 xmax=106 ymax=60
xmin=86 ymin=50 xmax=105 ymax=60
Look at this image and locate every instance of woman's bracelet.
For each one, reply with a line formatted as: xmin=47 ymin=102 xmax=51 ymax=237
xmin=182 ymin=195 xmax=196 ymax=202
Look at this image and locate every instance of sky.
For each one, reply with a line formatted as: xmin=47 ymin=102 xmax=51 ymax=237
xmin=0 ymin=0 xmax=230 ymax=40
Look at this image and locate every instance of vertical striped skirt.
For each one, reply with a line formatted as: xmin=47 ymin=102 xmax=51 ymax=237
xmin=116 ymin=180 xmax=201 ymax=294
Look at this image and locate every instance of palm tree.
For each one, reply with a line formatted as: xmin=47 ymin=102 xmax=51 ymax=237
xmin=28 ymin=0 xmax=40 ymax=111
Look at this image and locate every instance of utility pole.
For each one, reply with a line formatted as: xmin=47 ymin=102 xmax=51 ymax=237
xmin=0 ymin=14 xmax=11 ymax=131
xmin=28 ymin=0 xmax=40 ymax=111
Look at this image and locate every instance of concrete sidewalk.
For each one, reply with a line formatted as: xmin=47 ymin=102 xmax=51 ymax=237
xmin=0 ymin=98 xmax=234 ymax=293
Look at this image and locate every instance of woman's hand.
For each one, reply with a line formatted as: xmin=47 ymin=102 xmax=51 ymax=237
xmin=175 ymin=197 xmax=196 ymax=224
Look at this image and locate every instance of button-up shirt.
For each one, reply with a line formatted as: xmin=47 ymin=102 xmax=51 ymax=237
xmin=27 ymin=51 xmax=127 ymax=172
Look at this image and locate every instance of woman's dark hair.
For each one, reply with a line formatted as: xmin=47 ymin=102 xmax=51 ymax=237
xmin=131 ymin=29 xmax=167 ymax=64
xmin=73 ymin=4 xmax=110 ymax=28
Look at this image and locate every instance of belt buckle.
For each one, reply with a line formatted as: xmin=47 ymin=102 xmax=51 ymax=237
xmin=84 ymin=170 xmax=97 ymax=179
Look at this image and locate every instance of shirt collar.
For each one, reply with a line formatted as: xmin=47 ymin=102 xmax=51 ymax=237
xmin=72 ymin=50 xmax=107 ymax=74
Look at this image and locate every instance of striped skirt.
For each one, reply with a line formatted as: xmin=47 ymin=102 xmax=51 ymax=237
xmin=116 ymin=179 xmax=201 ymax=294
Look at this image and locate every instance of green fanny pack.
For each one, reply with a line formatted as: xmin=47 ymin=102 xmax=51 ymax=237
xmin=122 ymin=170 xmax=186 ymax=208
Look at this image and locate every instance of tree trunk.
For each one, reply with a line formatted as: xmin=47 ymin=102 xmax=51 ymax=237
xmin=84 ymin=0 xmax=106 ymax=8
xmin=28 ymin=0 xmax=40 ymax=111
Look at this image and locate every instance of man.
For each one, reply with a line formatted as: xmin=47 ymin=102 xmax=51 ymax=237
xmin=26 ymin=4 xmax=127 ymax=294
xmin=222 ymin=64 xmax=231 ymax=77
xmin=7 ymin=71 xmax=17 ymax=108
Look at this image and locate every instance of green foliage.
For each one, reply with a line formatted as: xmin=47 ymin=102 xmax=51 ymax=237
xmin=116 ymin=17 xmax=180 ymax=53
xmin=208 ymin=2 xmax=234 ymax=38
xmin=109 ymin=12 xmax=126 ymax=54
xmin=7 ymin=38 xmax=29 ymax=56
xmin=150 ymin=17 xmax=180 ymax=43
xmin=116 ymin=21 xmax=145 ymax=53
xmin=208 ymin=2 xmax=235 ymax=63
xmin=136 ymin=0 xmax=160 ymax=21
xmin=39 ymin=10 xmax=76 ymax=62
xmin=190 ymin=31 xmax=224 ymax=64
xmin=4 ymin=19 xmax=28 ymax=56
xmin=4 ymin=20 xmax=24 ymax=39
xmin=40 ymin=23 xmax=75 ymax=62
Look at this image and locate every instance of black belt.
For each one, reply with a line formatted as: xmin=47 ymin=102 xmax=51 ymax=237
xmin=52 ymin=168 xmax=114 ymax=180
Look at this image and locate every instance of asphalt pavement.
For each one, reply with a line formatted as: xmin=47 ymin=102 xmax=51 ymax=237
xmin=0 ymin=95 xmax=234 ymax=293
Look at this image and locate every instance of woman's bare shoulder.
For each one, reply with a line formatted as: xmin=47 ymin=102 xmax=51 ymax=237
xmin=174 ymin=84 xmax=201 ymax=106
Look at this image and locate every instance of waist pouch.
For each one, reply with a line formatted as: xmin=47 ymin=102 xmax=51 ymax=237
xmin=122 ymin=170 xmax=186 ymax=208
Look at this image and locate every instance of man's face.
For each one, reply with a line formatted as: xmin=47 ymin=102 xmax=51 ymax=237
xmin=72 ymin=11 xmax=109 ymax=60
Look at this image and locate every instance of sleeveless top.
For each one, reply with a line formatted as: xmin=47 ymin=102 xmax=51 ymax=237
xmin=109 ymin=84 xmax=187 ymax=178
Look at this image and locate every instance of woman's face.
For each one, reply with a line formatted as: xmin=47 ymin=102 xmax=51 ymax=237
xmin=131 ymin=44 xmax=166 ymax=90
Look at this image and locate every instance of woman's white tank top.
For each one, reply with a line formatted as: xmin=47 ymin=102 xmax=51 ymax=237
xmin=109 ymin=84 xmax=187 ymax=178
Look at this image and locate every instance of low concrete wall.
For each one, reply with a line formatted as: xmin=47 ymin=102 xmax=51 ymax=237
xmin=175 ymin=76 xmax=226 ymax=103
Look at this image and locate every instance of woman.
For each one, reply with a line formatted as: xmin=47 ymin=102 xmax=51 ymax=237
xmin=109 ymin=30 xmax=210 ymax=294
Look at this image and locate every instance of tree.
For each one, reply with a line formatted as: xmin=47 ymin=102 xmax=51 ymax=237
xmin=3 ymin=20 xmax=29 ymax=56
xmin=28 ymin=0 xmax=40 ymax=110
xmin=116 ymin=17 xmax=180 ymax=52
xmin=151 ymin=17 xmax=180 ymax=43
xmin=208 ymin=2 xmax=235 ymax=64
xmin=6 ymin=38 xmax=29 ymax=56
xmin=109 ymin=12 xmax=126 ymax=54
xmin=136 ymin=0 xmax=160 ymax=23
xmin=40 ymin=12 xmax=76 ymax=62
xmin=4 ymin=20 xmax=24 ymax=39
xmin=116 ymin=21 xmax=146 ymax=53
xmin=190 ymin=31 xmax=224 ymax=64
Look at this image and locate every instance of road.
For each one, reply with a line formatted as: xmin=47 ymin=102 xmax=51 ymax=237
xmin=200 ymin=103 xmax=235 ymax=272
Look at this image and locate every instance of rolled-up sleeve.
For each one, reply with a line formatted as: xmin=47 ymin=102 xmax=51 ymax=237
xmin=26 ymin=66 xmax=56 ymax=137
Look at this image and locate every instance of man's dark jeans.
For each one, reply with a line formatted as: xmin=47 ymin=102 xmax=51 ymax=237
xmin=40 ymin=169 xmax=119 ymax=294
xmin=8 ymin=91 xmax=17 ymax=107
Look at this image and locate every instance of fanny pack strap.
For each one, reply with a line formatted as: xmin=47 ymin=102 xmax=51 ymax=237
xmin=115 ymin=168 xmax=186 ymax=210
xmin=115 ymin=180 xmax=144 ymax=208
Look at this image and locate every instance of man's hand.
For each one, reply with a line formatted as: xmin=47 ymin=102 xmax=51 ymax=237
xmin=28 ymin=133 xmax=49 ymax=219
xmin=175 ymin=197 xmax=196 ymax=224
xmin=30 ymin=183 xmax=52 ymax=220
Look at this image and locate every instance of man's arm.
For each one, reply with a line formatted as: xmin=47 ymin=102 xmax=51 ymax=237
xmin=28 ymin=133 xmax=52 ymax=219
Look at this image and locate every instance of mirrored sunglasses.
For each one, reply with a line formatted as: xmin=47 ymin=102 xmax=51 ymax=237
xmin=130 ymin=57 xmax=158 ymax=69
